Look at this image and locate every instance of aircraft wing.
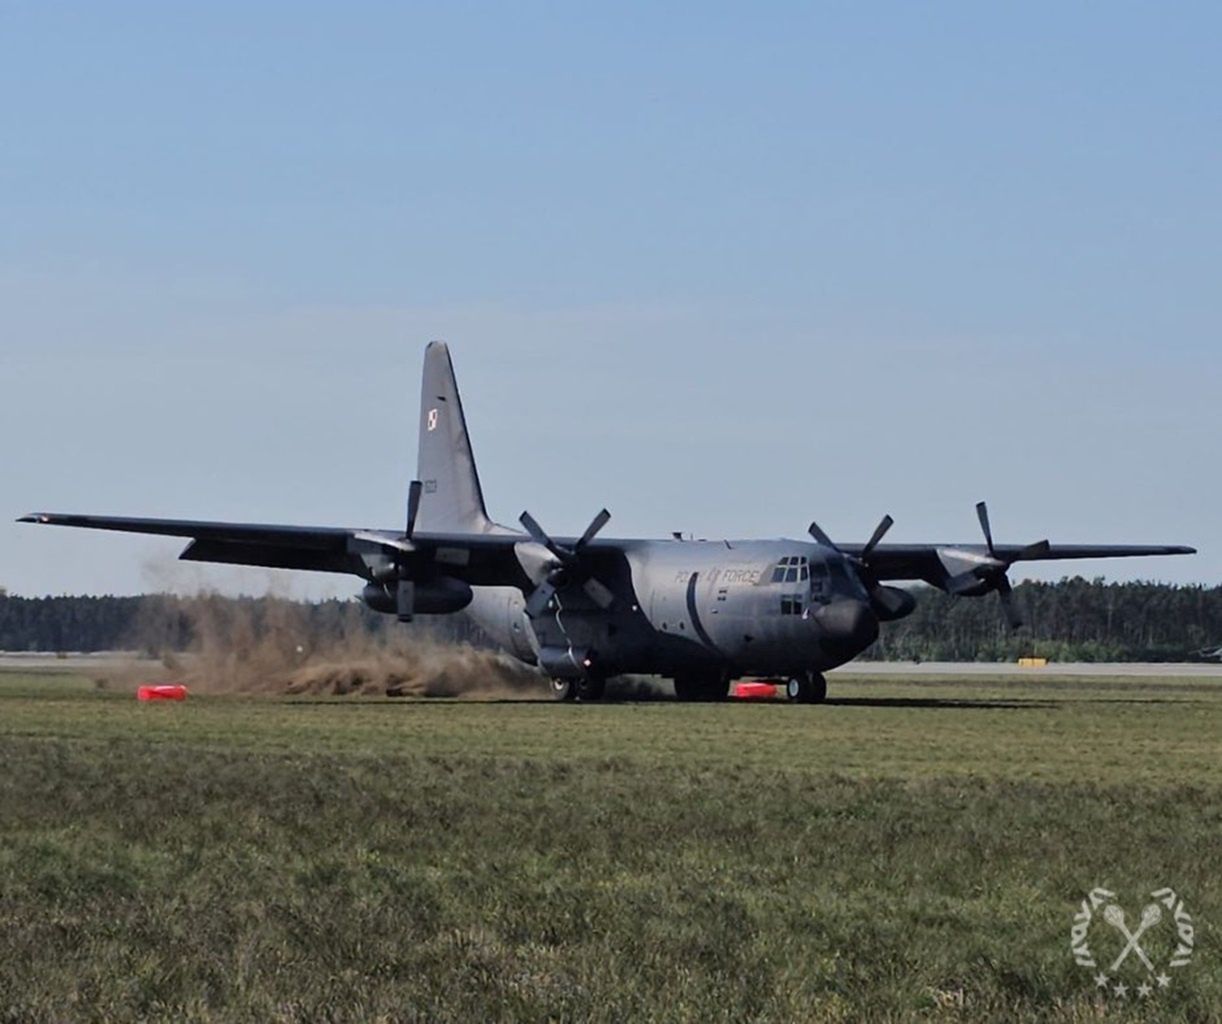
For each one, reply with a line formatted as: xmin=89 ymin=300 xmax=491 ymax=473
xmin=840 ymin=542 xmax=1196 ymax=584
xmin=19 ymin=513 xmax=1196 ymax=588
xmin=16 ymin=512 xmax=527 ymax=581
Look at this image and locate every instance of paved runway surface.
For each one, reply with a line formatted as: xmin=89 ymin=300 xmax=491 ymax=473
xmin=0 ymin=652 xmax=154 ymax=672
xmin=832 ymin=660 xmax=1222 ymax=677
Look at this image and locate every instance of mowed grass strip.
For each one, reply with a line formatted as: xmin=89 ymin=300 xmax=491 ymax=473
xmin=1 ymin=672 xmax=1218 ymax=1022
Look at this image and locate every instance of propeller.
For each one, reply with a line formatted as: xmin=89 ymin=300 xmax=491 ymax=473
xmin=395 ymin=480 xmax=424 ymax=621
xmin=518 ymin=508 xmax=614 ymax=618
xmin=808 ymin=513 xmax=894 ymax=565
xmin=808 ymin=514 xmax=917 ymax=619
xmin=946 ymin=500 xmax=1050 ymax=629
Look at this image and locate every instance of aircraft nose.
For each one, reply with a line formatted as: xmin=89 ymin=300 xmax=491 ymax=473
xmin=813 ymin=599 xmax=879 ymax=657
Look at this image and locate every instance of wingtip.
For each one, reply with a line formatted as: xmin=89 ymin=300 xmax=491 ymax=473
xmin=17 ymin=514 xmax=42 ymax=524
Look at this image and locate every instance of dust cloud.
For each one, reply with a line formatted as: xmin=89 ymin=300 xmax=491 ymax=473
xmin=108 ymin=584 xmax=546 ymax=699
xmin=101 ymin=561 xmax=668 ymax=700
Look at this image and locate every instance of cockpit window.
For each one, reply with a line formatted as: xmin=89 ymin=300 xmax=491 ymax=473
xmin=771 ymin=555 xmax=808 ymax=584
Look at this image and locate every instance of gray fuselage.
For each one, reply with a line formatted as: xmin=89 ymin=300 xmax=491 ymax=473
xmin=465 ymin=537 xmax=879 ymax=682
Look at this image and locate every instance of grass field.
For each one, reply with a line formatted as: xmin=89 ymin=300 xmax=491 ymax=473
xmin=1 ymin=669 xmax=1218 ymax=1022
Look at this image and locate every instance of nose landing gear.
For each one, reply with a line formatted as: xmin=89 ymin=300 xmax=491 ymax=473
xmin=785 ymin=672 xmax=828 ymax=704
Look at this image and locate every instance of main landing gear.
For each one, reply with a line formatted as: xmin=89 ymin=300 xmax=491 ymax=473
xmin=550 ymin=673 xmax=826 ymax=704
xmin=549 ymin=677 xmax=606 ymax=702
xmin=785 ymin=671 xmax=828 ymax=704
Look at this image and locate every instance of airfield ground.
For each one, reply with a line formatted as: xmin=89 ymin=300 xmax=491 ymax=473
xmin=1 ymin=668 xmax=1218 ymax=1023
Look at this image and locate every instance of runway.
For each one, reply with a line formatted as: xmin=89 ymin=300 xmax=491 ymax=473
xmin=832 ymin=660 xmax=1222 ymax=677
xmin=0 ymin=652 xmax=155 ymax=672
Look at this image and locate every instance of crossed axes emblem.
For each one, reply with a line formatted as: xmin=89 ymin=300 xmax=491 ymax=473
xmin=1071 ymin=886 xmax=1196 ymax=996
xmin=1101 ymin=902 xmax=1161 ymax=972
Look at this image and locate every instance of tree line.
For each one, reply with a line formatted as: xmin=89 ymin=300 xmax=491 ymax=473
xmin=1 ymin=578 xmax=1220 ymax=662
xmin=0 ymin=593 xmax=488 ymax=656
xmin=864 ymin=577 xmax=1222 ymax=662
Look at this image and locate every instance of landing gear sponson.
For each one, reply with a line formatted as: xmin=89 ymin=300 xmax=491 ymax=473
xmin=671 ymin=671 xmax=825 ymax=704
xmin=549 ymin=672 xmax=828 ymax=703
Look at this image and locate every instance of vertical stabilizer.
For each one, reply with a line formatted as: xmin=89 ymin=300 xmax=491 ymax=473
xmin=415 ymin=341 xmax=493 ymax=533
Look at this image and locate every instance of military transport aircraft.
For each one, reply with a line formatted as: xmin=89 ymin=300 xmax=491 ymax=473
xmin=21 ymin=343 xmax=1195 ymax=702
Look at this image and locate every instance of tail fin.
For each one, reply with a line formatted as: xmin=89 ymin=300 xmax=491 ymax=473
xmin=415 ymin=341 xmax=494 ymax=534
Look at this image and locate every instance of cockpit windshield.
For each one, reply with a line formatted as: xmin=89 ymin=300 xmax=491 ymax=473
xmin=769 ymin=555 xmax=809 ymax=584
xmin=769 ymin=552 xmax=862 ymax=605
xmin=771 ymin=554 xmax=833 ymax=606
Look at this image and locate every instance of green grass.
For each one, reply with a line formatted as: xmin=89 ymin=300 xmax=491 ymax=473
xmin=1 ymin=670 xmax=1219 ymax=1022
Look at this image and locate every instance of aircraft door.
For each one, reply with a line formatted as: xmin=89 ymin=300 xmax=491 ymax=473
xmin=647 ymin=581 xmax=686 ymax=637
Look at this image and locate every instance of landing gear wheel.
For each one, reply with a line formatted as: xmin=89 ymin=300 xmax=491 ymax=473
xmin=574 ymin=676 xmax=606 ymax=702
xmin=549 ymin=678 xmax=577 ymax=702
xmin=786 ymin=672 xmax=828 ymax=704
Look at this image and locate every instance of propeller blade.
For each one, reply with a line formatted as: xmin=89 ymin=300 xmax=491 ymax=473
xmin=524 ymin=579 xmax=558 ymax=619
xmin=995 ymin=575 xmax=1024 ymax=629
xmin=518 ymin=509 xmax=549 ymax=547
xmin=976 ymin=501 xmax=996 ymax=557
xmin=575 ymin=508 xmax=611 ymax=551
xmin=519 ymin=510 xmax=568 ymax=561
xmin=808 ymin=521 xmax=838 ymax=550
xmin=396 ymin=578 xmax=415 ymax=623
xmin=861 ymin=514 xmax=894 ymax=559
xmin=405 ymin=480 xmax=423 ymax=540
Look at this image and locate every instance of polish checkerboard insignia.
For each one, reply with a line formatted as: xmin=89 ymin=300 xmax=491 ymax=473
xmin=1070 ymin=887 xmax=1195 ymax=999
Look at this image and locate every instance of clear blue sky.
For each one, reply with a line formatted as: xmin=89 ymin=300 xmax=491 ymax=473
xmin=2 ymin=2 xmax=1218 ymax=597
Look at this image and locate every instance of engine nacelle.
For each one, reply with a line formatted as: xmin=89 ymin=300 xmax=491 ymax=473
xmin=361 ymin=578 xmax=473 ymax=615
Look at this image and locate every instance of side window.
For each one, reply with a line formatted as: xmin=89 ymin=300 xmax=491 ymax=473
xmin=780 ymin=594 xmax=805 ymax=616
